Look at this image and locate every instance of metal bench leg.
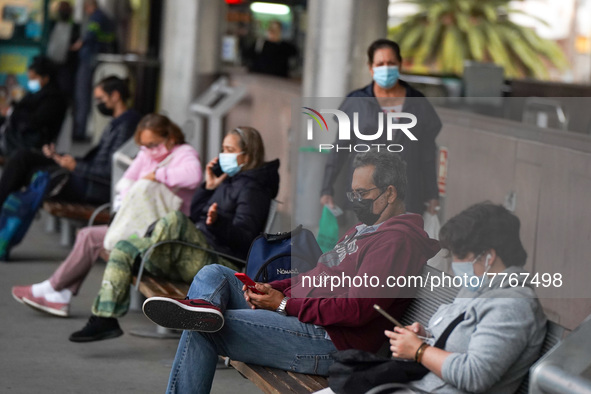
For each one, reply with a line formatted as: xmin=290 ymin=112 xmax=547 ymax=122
xmin=45 ymin=215 xmax=58 ymax=233
xmin=128 ymin=285 xmax=182 ymax=339
xmin=129 ymin=285 xmax=145 ymax=312
xmin=60 ymin=218 xmax=74 ymax=246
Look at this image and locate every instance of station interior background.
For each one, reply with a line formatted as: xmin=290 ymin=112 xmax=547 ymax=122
xmin=1 ymin=0 xmax=591 ymax=344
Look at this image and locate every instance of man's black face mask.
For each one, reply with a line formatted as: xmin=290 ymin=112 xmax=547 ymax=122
xmin=351 ymin=189 xmax=387 ymax=225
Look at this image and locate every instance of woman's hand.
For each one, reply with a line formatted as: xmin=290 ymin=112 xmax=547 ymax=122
xmin=320 ymin=194 xmax=335 ymax=209
xmin=42 ymin=143 xmax=57 ymax=159
xmin=406 ymin=322 xmax=427 ymax=338
xmin=143 ymin=171 xmax=156 ymax=181
xmin=205 ymin=157 xmax=227 ymax=190
xmin=385 ymin=326 xmax=424 ymax=360
xmin=243 ymin=283 xmax=285 ymax=311
xmin=205 ymin=202 xmax=218 ymax=225
xmin=55 ymin=154 xmax=77 ymax=171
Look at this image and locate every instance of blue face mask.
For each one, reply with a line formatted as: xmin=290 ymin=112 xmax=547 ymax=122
xmin=372 ymin=65 xmax=399 ymax=89
xmin=452 ymin=254 xmax=492 ymax=292
xmin=27 ymin=79 xmax=42 ymax=93
xmin=218 ymin=152 xmax=244 ymax=177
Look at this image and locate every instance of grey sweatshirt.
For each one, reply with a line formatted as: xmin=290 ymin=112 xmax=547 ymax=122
xmin=409 ymin=266 xmax=547 ymax=394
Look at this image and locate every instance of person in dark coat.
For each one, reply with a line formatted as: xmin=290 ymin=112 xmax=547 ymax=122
xmin=71 ymin=0 xmax=115 ymax=140
xmin=69 ymin=126 xmax=280 ymax=342
xmin=247 ymin=20 xmax=297 ymax=78
xmin=46 ymin=1 xmax=81 ymax=101
xmin=0 ymin=57 xmax=67 ymax=156
xmin=320 ymin=39 xmax=442 ymax=215
xmin=0 ymin=76 xmax=139 ymax=208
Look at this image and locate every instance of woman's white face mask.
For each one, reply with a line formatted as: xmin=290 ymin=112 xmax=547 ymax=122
xmin=451 ymin=253 xmax=492 ymax=292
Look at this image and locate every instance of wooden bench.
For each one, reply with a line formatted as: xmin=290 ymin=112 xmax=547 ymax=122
xmin=229 ymin=362 xmax=328 ymax=394
xmin=43 ymin=201 xmax=111 ymax=223
xmin=44 ymin=201 xmax=111 ymax=246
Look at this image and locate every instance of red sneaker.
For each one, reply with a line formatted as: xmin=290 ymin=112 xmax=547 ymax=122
xmin=142 ymin=297 xmax=224 ymax=332
xmin=22 ymin=294 xmax=70 ymax=317
xmin=12 ymin=285 xmax=33 ymax=304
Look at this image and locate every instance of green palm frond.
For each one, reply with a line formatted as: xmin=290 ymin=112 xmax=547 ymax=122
xmin=389 ymin=0 xmax=569 ymax=79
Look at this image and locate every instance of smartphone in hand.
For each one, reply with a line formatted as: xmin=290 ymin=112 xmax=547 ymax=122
xmin=211 ymin=161 xmax=224 ymax=177
xmin=235 ymin=273 xmax=265 ymax=295
xmin=373 ymin=304 xmax=405 ymax=329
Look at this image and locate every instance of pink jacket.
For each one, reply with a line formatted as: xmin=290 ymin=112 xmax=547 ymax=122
xmin=119 ymin=144 xmax=202 ymax=215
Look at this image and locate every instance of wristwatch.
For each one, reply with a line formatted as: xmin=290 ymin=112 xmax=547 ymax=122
xmin=276 ymin=297 xmax=290 ymax=315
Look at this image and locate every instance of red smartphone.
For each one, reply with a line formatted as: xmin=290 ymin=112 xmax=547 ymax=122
xmin=235 ymin=273 xmax=265 ymax=295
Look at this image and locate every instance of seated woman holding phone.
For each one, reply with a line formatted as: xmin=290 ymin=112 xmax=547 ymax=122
xmin=317 ymin=203 xmax=547 ymax=394
xmin=69 ymin=126 xmax=280 ymax=342
xmin=383 ymin=203 xmax=547 ymax=394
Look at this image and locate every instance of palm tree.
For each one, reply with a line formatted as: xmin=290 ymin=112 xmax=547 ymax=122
xmin=389 ymin=0 xmax=568 ymax=79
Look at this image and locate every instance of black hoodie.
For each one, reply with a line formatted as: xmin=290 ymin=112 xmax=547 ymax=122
xmin=191 ymin=159 xmax=280 ymax=261
xmin=3 ymin=82 xmax=67 ymax=154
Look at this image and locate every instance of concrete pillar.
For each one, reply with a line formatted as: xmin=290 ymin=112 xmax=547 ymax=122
xmin=159 ymin=0 xmax=225 ymax=128
xmin=302 ymin=0 xmax=389 ymax=97
xmin=349 ymin=0 xmax=390 ymax=90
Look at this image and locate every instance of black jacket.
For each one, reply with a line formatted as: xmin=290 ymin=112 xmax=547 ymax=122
xmin=2 ymin=82 xmax=67 ymax=154
xmin=72 ymin=109 xmax=140 ymax=203
xmin=191 ymin=159 xmax=280 ymax=261
xmin=320 ymin=81 xmax=442 ymax=214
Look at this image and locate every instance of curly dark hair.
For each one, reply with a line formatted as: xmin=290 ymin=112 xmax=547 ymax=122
xmin=439 ymin=202 xmax=527 ymax=267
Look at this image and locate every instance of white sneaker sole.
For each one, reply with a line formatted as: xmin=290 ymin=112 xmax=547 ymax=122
xmin=22 ymin=296 xmax=69 ymax=317
xmin=12 ymin=291 xmax=25 ymax=305
xmin=142 ymin=297 xmax=224 ymax=332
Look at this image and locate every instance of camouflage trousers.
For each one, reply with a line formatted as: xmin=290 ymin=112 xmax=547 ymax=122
xmin=92 ymin=211 xmax=239 ymax=318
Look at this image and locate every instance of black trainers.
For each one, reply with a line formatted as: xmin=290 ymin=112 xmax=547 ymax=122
xmin=69 ymin=315 xmax=123 ymax=343
xmin=142 ymin=297 xmax=224 ymax=332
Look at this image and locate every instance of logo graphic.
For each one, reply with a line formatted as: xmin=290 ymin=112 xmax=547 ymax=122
xmin=302 ymin=107 xmax=329 ymax=136
xmin=302 ymin=107 xmax=418 ymax=153
xmin=277 ymin=268 xmax=300 ymax=275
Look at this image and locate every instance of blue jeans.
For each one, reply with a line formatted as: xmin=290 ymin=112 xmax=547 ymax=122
xmin=166 ymin=265 xmax=337 ymax=394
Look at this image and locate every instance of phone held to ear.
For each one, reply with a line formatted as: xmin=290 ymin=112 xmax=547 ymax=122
xmin=235 ymin=273 xmax=265 ymax=295
xmin=211 ymin=161 xmax=224 ymax=177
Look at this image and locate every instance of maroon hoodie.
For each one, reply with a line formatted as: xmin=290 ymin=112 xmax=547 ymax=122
xmin=270 ymin=213 xmax=440 ymax=352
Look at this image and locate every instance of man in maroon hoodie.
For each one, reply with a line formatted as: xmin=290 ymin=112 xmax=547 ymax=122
xmin=143 ymin=151 xmax=440 ymax=394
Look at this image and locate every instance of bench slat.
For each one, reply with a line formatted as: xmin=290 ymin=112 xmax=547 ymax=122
xmin=136 ymin=275 xmax=189 ymax=299
xmin=43 ymin=201 xmax=111 ymax=224
xmin=231 ymin=361 xmax=315 ymax=394
xmin=286 ymin=371 xmax=328 ymax=392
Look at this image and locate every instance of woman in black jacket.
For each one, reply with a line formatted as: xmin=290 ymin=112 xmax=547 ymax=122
xmin=320 ymin=39 xmax=442 ymax=215
xmin=0 ymin=56 xmax=67 ymax=155
xmin=70 ymin=126 xmax=280 ymax=342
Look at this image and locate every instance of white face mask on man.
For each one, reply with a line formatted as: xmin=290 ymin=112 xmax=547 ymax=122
xmin=451 ymin=253 xmax=492 ymax=292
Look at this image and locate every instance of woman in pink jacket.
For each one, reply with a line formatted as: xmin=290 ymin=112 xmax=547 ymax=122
xmin=11 ymin=114 xmax=202 ymax=317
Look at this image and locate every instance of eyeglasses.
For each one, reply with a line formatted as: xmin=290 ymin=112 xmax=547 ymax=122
xmin=346 ymin=187 xmax=381 ymax=202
